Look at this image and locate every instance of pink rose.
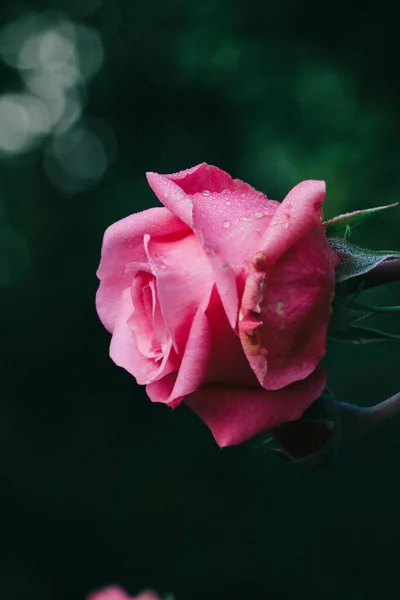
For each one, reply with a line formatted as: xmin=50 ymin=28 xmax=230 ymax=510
xmin=96 ymin=163 xmax=337 ymax=446
xmin=87 ymin=586 xmax=161 ymax=600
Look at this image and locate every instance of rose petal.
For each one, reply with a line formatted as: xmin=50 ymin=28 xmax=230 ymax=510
xmin=146 ymin=290 xmax=212 ymax=406
xmin=96 ymin=207 xmax=188 ymax=332
xmin=147 ymin=163 xmax=280 ymax=328
xmin=87 ymin=586 xmax=131 ymax=600
xmin=144 ymin=230 xmax=215 ymax=356
xmin=204 ymin=285 xmax=257 ymax=387
xmin=110 ymin=288 xmax=178 ymax=385
xmin=255 ymin=180 xmax=326 ymax=269
xmin=186 ymin=366 xmax=326 ymax=447
xmin=87 ymin=587 xmax=161 ymax=600
xmin=240 ymin=226 xmax=336 ymax=390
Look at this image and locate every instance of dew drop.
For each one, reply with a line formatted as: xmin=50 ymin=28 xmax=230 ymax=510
xmin=225 ymin=200 xmax=231 ymax=206
xmin=222 ymin=220 xmax=231 ymax=228
xmin=158 ymin=264 xmax=167 ymax=270
xmin=254 ymin=212 xmax=264 ymax=219
xmin=202 ymin=190 xmax=210 ymax=196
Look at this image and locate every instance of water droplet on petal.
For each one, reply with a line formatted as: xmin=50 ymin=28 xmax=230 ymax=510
xmin=158 ymin=264 xmax=167 ymax=270
xmin=254 ymin=212 xmax=264 ymax=219
xmin=222 ymin=220 xmax=231 ymax=228
xmin=225 ymin=200 xmax=231 ymax=206
xmin=202 ymin=190 xmax=210 ymax=196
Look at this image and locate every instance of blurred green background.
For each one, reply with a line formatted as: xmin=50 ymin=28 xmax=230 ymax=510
xmin=1 ymin=1 xmax=400 ymax=598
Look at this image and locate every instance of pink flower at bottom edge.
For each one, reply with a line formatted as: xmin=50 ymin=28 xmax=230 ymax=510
xmin=87 ymin=585 xmax=162 ymax=600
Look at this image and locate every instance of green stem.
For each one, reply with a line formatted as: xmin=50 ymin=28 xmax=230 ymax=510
xmin=337 ymin=391 xmax=400 ymax=446
xmin=368 ymin=391 xmax=400 ymax=424
xmin=361 ymin=258 xmax=400 ymax=289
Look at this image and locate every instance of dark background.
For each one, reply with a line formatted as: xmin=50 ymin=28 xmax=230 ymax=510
xmin=1 ymin=1 xmax=400 ymax=598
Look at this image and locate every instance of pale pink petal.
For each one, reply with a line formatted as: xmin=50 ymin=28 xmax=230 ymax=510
xmin=87 ymin=587 xmax=161 ymax=600
xmin=146 ymin=170 xmax=195 ymax=227
xmin=146 ymin=163 xmax=279 ymax=328
xmin=146 ymin=291 xmax=212 ymax=407
xmin=87 ymin=586 xmax=131 ymax=600
xmin=146 ymin=163 xmax=235 ymax=227
xmin=110 ymin=288 xmax=178 ymax=385
xmin=145 ymin=372 xmax=178 ymax=404
xmin=144 ymin=230 xmax=215 ymax=355
xmin=239 ymin=228 xmax=336 ymax=390
xmin=255 ymin=180 xmax=326 ymax=269
xmin=96 ymin=207 xmax=188 ymax=332
xmin=146 ymin=285 xmax=257 ymax=406
xmin=186 ymin=366 xmax=327 ymax=447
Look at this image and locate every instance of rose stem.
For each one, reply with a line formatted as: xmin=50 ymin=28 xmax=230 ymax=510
xmin=337 ymin=391 xmax=400 ymax=446
xmin=362 ymin=258 xmax=400 ymax=289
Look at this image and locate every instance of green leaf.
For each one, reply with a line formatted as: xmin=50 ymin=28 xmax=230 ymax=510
xmin=324 ymin=202 xmax=399 ymax=238
xmin=329 ymin=238 xmax=400 ymax=283
xmin=329 ymin=325 xmax=400 ymax=344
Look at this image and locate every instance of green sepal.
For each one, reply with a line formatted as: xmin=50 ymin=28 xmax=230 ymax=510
xmin=257 ymin=392 xmax=341 ymax=467
xmin=329 ymin=325 xmax=400 ymax=344
xmin=324 ymin=202 xmax=399 ymax=239
xmin=329 ymin=289 xmax=400 ymax=340
xmin=329 ymin=296 xmax=373 ymax=333
xmin=329 ymin=238 xmax=400 ymax=283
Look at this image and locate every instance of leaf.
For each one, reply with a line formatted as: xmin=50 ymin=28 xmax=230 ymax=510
xmin=329 ymin=325 xmax=400 ymax=344
xmin=324 ymin=202 xmax=399 ymax=238
xmin=329 ymin=238 xmax=400 ymax=283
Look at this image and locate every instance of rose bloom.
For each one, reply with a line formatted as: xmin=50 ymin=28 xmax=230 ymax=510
xmin=96 ymin=163 xmax=337 ymax=447
xmin=87 ymin=586 xmax=161 ymax=600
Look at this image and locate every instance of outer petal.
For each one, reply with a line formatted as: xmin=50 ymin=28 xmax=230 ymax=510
xmin=96 ymin=207 xmax=188 ymax=332
xmin=186 ymin=366 xmax=326 ymax=447
xmin=240 ymin=228 xmax=336 ymax=390
xmin=147 ymin=163 xmax=279 ymax=328
xmin=255 ymin=180 xmax=326 ymax=269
